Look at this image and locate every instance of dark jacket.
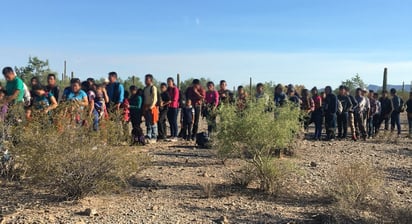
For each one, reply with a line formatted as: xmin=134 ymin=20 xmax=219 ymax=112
xmin=324 ymin=93 xmax=338 ymax=114
xmin=337 ymin=94 xmax=352 ymax=113
xmin=347 ymin=95 xmax=358 ymax=112
xmin=379 ymin=97 xmax=394 ymax=117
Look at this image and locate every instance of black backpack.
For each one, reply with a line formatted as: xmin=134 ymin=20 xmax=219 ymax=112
xmin=196 ymin=132 xmax=212 ymax=149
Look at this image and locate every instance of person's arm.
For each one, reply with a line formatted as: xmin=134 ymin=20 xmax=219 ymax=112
xmin=89 ymin=98 xmax=95 ymax=115
xmin=116 ymin=84 xmax=125 ymax=110
xmin=5 ymin=90 xmax=20 ymax=103
xmin=137 ymin=96 xmax=143 ymax=110
xmin=389 ymin=99 xmax=394 ymax=114
xmin=102 ymin=88 xmax=109 ymax=103
xmin=191 ymin=109 xmax=195 ymax=124
xmin=150 ymin=86 xmax=157 ymax=109
xmin=214 ymin=91 xmax=219 ymax=108
xmin=172 ymin=87 xmax=179 ymax=104
xmin=45 ymin=95 xmax=58 ymax=113
xmin=80 ymin=96 xmax=89 ymax=107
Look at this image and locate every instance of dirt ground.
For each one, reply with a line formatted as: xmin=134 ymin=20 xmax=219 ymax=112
xmin=0 ymin=118 xmax=411 ymax=224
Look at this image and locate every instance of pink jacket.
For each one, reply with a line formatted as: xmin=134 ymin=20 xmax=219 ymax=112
xmin=167 ymin=86 xmax=180 ymax=108
xmin=205 ymin=90 xmax=219 ymax=108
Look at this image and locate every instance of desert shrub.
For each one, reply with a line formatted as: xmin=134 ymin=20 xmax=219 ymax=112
xmin=216 ymin=101 xmax=301 ymax=194
xmin=328 ymin=162 xmax=383 ymax=219
xmin=230 ymin=164 xmax=256 ymax=187
xmin=6 ymin=104 xmax=149 ymax=200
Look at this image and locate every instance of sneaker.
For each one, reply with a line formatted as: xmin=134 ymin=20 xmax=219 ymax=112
xmin=170 ymin=137 xmax=178 ymax=142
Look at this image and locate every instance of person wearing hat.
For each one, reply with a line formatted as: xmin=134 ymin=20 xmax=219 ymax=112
xmin=390 ymin=88 xmax=403 ymax=135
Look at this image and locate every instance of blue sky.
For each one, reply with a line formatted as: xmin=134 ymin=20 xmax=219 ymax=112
xmin=1 ymin=0 xmax=411 ymax=89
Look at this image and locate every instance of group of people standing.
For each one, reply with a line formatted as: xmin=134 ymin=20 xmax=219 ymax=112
xmin=2 ymin=66 xmax=412 ymax=145
xmin=261 ymin=83 xmax=412 ymax=141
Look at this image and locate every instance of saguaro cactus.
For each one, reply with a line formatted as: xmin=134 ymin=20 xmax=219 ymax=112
xmin=382 ymin=67 xmax=388 ymax=92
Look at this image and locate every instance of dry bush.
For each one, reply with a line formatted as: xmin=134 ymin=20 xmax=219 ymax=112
xmin=200 ymin=182 xmax=215 ymax=198
xmin=230 ymin=164 xmax=256 ymax=187
xmin=328 ymin=162 xmax=383 ymax=219
xmin=7 ymin=104 xmax=149 ymax=200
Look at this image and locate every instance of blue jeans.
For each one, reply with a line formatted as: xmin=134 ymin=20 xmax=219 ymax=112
xmin=167 ymin=107 xmax=179 ymax=137
xmin=92 ymin=110 xmax=99 ymax=131
xmin=391 ymin=112 xmax=401 ymax=135
xmin=311 ymin=109 xmax=323 ymax=139
xmin=367 ymin=116 xmax=374 ymax=137
xmin=145 ymin=110 xmax=158 ymax=140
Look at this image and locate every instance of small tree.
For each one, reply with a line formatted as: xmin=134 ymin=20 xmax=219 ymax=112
xmin=14 ymin=56 xmax=56 ymax=84
xmin=341 ymin=74 xmax=367 ymax=94
xmin=216 ymin=101 xmax=301 ymax=194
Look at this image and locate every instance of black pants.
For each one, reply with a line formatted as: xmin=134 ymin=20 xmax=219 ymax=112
xmin=158 ymin=109 xmax=168 ymax=139
xmin=337 ymin=112 xmax=348 ymax=138
xmin=191 ymin=105 xmax=201 ymax=139
xmin=355 ymin=112 xmax=366 ymax=138
xmin=325 ymin=113 xmax=337 ymax=140
xmin=181 ymin=122 xmax=193 ymax=140
xmin=379 ymin=114 xmax=390 ymax=131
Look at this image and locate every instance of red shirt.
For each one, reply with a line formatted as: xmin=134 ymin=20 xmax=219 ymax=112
xmin=186 ymin=86 xmax=205 ymax=106
xmin=167 ymin=86 xmax=180 ymax=108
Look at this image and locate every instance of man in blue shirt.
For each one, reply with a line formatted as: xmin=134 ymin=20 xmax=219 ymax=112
xmin=106 ymin=72 xmax=124 ymax=111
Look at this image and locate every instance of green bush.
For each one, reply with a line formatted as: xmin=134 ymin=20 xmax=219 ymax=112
xmin=6 ymin=105 xmax=149 ymax=200
xmin=216 ymin=101 xmax=301 ymax=194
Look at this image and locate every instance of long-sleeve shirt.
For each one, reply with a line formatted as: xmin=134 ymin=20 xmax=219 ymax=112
xmin=167 ymin=86 xmax=180 ymax=108
xmin=106 ymin=82 xmax=124 ymax=104
xmin=185 ymin=86 xmax=205 ymax=106
xmin=324 ymin=93 xmax=338 ymax=114
xmin=205 ymin=90 xmax=219 ymax=107
xmin=129 ymin=95 xmax=142 ymax=110
xmin=337 ymin=95 xmax=352 ymax=113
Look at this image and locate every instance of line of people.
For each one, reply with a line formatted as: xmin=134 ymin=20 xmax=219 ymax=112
xmin=2 ymin=66 xmax=412 ymax=145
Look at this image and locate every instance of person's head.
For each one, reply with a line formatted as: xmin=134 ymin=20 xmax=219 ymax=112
xmin=373 ymin=92 xmax=379 ymax=100
xmin=95 ymin=84 xmax=103 ymax=94
xmin=207 ymin=81 xmax=215 ymax=91
xmin=160 ymin=82 xmax=168 ymax=92
xmin=356 ymin=88 xmax=362 ymax=96
xmin=167 ymin=77 xmax=175 ymax=87
xmin=390 ymin=88 xmax=397 ymax=96
xmin=275 ymin=84 xmax=283 ymax=94
xmin=129 ymin=85 xmax=138 ymax=95
xmin=368 ymin=90 xmax=374 ymax=98
xmin=219 ymin=80 xmax=227 ymax=90
xmin=288 ymin=88 xmax=296 ymax=96
xmin=325 ymin=86 xmax=332 ymax=95
xmin=47 ymin=74 xmax=57 ymax=86
xmin=70 ymin=78 xmax=81 ymax=93
xmin=81 ymin=81 xmax=89 ymax=91
xmin=87 ymin=78 xmax=95 ymax=88
xmin=301 ymin=89 xmax=310 ymax=98
xmin=2 ymin=67 xmax=15 ymax=81
xmin=256 ymin=83 xmax=264 ymax=94
xmin=237 ymin=85 xmax=245 ymax=95
xmin=137 ymin=88 xmax=144 ymax=96
xmin=32 ymin=84 xmax=46 ymax=96
xmin=320 ymin=91 xmax=326 ymax=98
xmin=382 ymin=90 xmax=388 ymax=98
xmin=344 ymin=86 xmax=350 ymax=95
xmin=30 ymin=77 xmax=39 ymax=87
xmin=287 ymin=84 xmax=295 ymax=95
xmin=192 ymin=79 xmax=201 ymax=89
xmin=186 ymin=98 xmax=192 ymax=106
xmin=108 ymin=72 xmax=118 ymax=83
xmin=311 ymin=87 xmax=318 ymax=96
xmin=339 ymin=85 xmax=346 ymax=96
xmin=103 ymin=78 xmax=110 ymax=87
xmin=361 ymin=88 xmax=368 ymax=96
xmin=145 ymin=74 xmax=154 ymax=86
xmin=124 ymin=90 xmax=129 ymax=99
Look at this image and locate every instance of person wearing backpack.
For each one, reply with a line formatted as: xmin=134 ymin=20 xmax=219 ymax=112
xmin=185 ymin=79 xmax=205 ymax=140
xmin=337 ymin=85 xmax=352 ymax=139
xmin=323 ymin=86 xmax=338 ymax=141
xmin=218 ymin=80 xmax=234 ymax=106
xmin=204 ymin=81 xmax=219 ymax=134
xmin=106 ymin=72 xmax=124 ymax=112
xmin=166 ymin=77 xmax=180 ymax=141
xmin=143 ymin=74 xmax=159 ymax=144
xmin=2 ymin=67 xmax=25 ymax=122
xmin=405 ymin=92 xmax=412 ymax=138
xmin=390 ymin=88 xmax=403 ymax=136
